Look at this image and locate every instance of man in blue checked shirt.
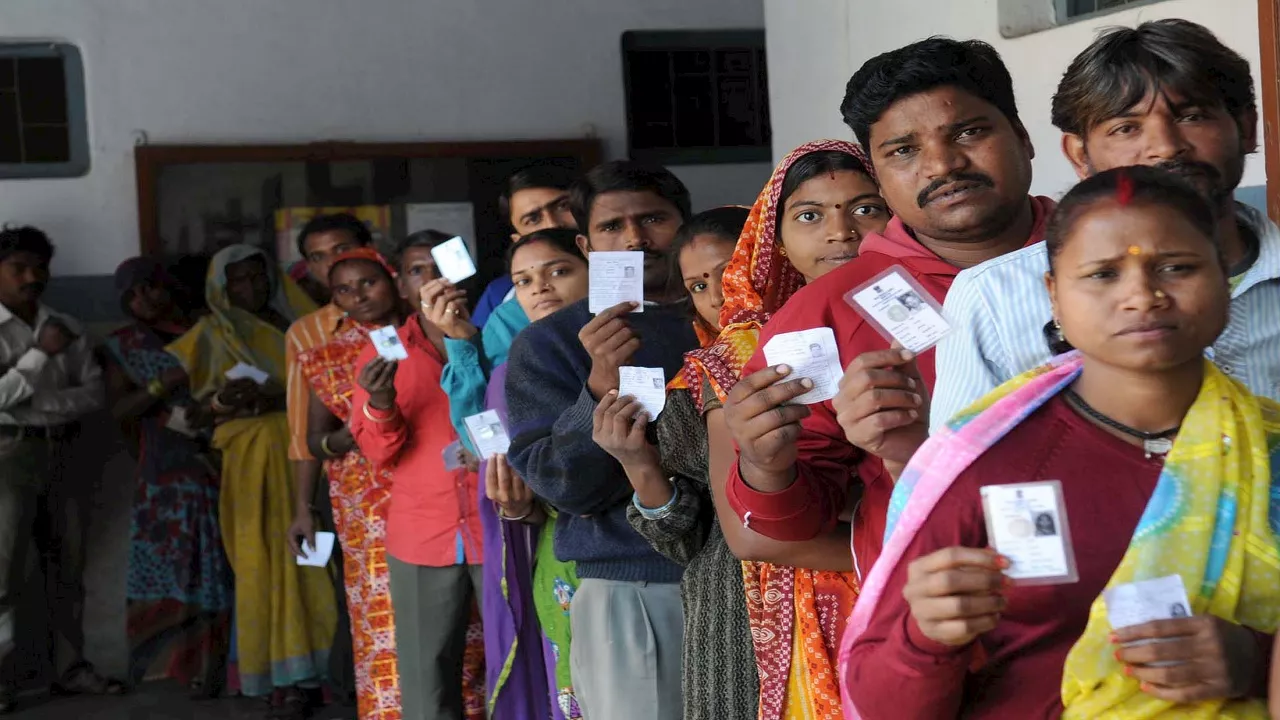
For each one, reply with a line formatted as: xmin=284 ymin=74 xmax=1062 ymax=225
xmin=932 ymin=19 xmax=1280 ymax=432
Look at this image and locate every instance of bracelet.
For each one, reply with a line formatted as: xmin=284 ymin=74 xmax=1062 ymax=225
xmin=147 ymin=378 xmax=167 ymax=398
xmin=210 ymin=393 xmax=232 ymax=413
xmin=632 ymin=480 xmax=680 ymax=521
xmin=319 ymin=433 xmax=336 ymax=458
xmin=498 ymin=506 xmax=534 ymax=523
xmin=361 ymin=400 xmax=398 ymax=423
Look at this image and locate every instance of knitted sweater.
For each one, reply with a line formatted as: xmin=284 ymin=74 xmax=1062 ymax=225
xmin=627 ymin=388 xmax=759 ymax=720
xmin=505 ymin=298 xmax=696 ymax=582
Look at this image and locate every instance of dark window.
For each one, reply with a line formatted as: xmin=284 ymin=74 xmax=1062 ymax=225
xmin=623 ymin=30 xmax=770 ymax=165
xmin=1059 ymin=0 xmax=1169 ymax=21
xmin=0 ymin=43 xmax=88 ymax=178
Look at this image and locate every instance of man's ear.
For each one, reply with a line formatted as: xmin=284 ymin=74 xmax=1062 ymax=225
xmin=1062 ymin=133 xmax=1090 ymax=180
xmin=575 ymin=234 xmax=591 ymax=256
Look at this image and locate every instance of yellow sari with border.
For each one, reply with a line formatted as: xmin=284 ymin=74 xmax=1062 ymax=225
xmin=167 ymin=245 xmax=336 ymax=697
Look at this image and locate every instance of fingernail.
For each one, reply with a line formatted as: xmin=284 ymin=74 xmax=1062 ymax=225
xmin=607 ymin=390 xmax=618 ymax=396
xmin=777 ymin=364 xmax=791 ymax=374
xmin=907 ymin=378 xmax=916 ymax=389
xmin=1114 ymin=649 xmax=1122 ymax=662
xmin=1140 ymin=682 xmax=1151 ymax=693
xmin=800 ymin=378 xmax=814 ymax=389
xmin=1109 ymin=632 xmax=1119 ymax=644
xmin=995 ymin=556 xmax=1010 ymax=569
xmin=1124 ymin=666 xmax=1133 ymax=677
xmin=908 ymin=410 xmax=918 ymax=419
xmin=900 ymin=349 xmax=914 ymax=361
xmin=911 ymin=393 xmax=922 ymax=406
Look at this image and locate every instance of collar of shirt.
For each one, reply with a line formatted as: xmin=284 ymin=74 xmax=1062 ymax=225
xmin=0 ymin=302 xmax=54 ymax=333
xmin=1233 ymin=203 xmax=1280 ymax=298
xmin=860 ymin=195 xmax=1055 ymax=260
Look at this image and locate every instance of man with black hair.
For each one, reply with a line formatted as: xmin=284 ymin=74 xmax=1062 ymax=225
xmin=471 ymin=164 xmax=578 ymax=328
xmin=933 ymin=18 xmax=1280 ymax=429
xmin=505 ymin=160 xmax=696 ymax=719
xmin=0 ymin=227 xmax=112 ymax=713
xmin=723 ymin=38 xmax=1054 ymax=558
xmin=282 ymin=212 xmax=370 ymax=703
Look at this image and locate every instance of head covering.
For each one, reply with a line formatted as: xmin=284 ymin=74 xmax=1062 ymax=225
xmin=681 ymin=139 xmax=873 ymax=411
xmin=113 ymin=256 xmax=171 ymax=299
xmin=327 ymin=246 xmax=397 ymax=282
xmin=167 ymin=244 xmax=316 ymax=398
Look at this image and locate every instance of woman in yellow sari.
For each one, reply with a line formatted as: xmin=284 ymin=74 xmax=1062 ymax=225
xmin=167 ymin=244 xmax=337 ymax=719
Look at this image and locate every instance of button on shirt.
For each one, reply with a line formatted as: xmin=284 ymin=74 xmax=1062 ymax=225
xmin=931 ymin=203 xmax=1280 ymax=434
xmin=0 ymin=303 xmax=103 ymax=426
xmin=349 ymin=318 xmax=482 ymax=567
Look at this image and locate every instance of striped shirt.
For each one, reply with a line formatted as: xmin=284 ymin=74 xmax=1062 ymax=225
xmin=932 ymin=203 xmax=1280 ymax=434
xmin=285 ymin=302 xmax=347 ymax=460
xmin=0 ymin=303 xmax=103 ymax=426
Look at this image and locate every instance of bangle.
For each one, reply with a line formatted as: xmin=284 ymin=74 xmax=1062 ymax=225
xmin=632 ymin=480 xmax=680 ymax=520
xmin=210 ymin=393 xmax=232 ymax=413
xmin=319 ymin=433 xmax=337 ymax=458
xmin=362 ymin=400 xmax=397 ymax=423
xmin=498 ymin=506 xmax=534 ymax=522
xmin=147 ymin=378 xmax=167 ymax=398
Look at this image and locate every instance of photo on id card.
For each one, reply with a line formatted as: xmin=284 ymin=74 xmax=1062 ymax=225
xmin=980 ymin=480 xmax=1078 ymax=586
xmin=844 ymin=265 xmax=951 ymax=354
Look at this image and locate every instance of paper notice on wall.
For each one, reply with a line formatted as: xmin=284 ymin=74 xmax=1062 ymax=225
xmin=405 ymin=202 xmax=477 ymax=257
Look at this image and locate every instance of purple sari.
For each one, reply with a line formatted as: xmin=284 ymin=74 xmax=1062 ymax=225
xmin=479 ymin=363 xmax=557 ymax=718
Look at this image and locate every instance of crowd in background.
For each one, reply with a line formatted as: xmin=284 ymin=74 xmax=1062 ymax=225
xmin=1 ymin=16 xmax=1280 ymax=720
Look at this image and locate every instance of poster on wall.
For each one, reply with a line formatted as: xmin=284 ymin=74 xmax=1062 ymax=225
xmin=405 ymin=202 xmax=477 ymax=256
xmin=275 ymin=206 xmax=393 ymax=265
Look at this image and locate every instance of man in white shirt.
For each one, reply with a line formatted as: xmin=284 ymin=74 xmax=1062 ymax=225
xmin=933 ymin=19 xmax=1280 ymax=431
xmin=0 ymin=227 xmax=111 ymax=712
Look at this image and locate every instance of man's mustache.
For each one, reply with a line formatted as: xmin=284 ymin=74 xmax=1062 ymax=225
xmin=1153 ymin=159 xmax=1221 ymax=184
xmin=917 ymin=173 xmax=995 ymax=208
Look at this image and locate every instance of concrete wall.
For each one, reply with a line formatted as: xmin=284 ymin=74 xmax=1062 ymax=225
xmin=0 ymin=0 xmax=771 ymax=280
xmin=764 ymin=0 xmax=1266 ymax=199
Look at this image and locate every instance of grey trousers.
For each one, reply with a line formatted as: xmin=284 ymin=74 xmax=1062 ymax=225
xmin=387 ymin=555 xmax=483 ymax=720
xmin=569 ymin=579 xmax=683 ymax=720
xmin=0 ymin=429 xmax=87 ymax=692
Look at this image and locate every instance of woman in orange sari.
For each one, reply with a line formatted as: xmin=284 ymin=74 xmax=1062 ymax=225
xmin=682 ymin=140 xmax=890 ymax=718
xmin=296 ymin=248 xmax=405 ymax=719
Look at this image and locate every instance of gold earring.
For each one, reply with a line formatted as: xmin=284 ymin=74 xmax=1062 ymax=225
xmin=1154 ymin=289 xmax=1167 ymax=299
xmin=778 ymin=246 xmax=787 ymax=257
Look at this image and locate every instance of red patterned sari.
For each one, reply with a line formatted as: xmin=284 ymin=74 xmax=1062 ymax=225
xmin=681 ymin=140 xmax=873 ymax=719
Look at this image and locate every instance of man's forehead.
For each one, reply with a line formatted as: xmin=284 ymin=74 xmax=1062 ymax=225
xmin=870 ymin=86 xmax=1000 ymax=141
xmin=589 ymin=190 xmax=672 ymax=222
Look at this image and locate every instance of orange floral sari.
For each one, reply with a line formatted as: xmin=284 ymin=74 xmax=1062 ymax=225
xmin=681 ymin=139 xmax=872 ymax=719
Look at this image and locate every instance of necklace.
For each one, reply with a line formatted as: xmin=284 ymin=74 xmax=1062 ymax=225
xmin=1063 ymin=388 xmax=1179 ymax=459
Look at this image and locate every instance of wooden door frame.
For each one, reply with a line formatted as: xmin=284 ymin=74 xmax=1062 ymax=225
xmin=1259 ymin=0 xmax=1280 ymax=224
xmin=133 ymin=138 xmax=603 ymax=255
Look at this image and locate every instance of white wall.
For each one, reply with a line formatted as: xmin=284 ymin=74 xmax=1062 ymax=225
xmin=765 ymin=0 xmax=1265 ymax=198
xmin=0 ymin=0 xmax=770 ymax=276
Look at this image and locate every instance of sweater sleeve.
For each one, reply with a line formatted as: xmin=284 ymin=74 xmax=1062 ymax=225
xmin=505 ymin=320 xmax=632 ymax=517
xmin=843 ymin=479 xmax=983 ymax=719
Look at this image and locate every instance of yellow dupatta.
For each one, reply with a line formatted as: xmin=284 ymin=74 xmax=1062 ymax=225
xmin=1062 ymin=365 xmax=1280 ymax=718
xmin=167 ymin=244 xmax=316 ymax=396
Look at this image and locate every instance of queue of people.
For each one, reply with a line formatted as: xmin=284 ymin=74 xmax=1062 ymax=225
xmin=0 ymin=16 xmax=1279 ymax=720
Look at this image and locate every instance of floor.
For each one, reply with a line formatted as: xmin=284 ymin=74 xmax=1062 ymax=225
xmin=8 ymin=681 xmax=354 ymax=719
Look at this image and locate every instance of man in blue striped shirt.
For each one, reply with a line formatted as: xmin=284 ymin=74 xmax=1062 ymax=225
xmin=932 ymin=19 xmax=1280 ymax=433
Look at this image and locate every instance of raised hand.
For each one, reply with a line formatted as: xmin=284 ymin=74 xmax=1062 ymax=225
xmin=903 ymin=547 xmax=1008 ymax=647
xmin=357 ymin=357 xmax=399 ymax=410
xmin=722 ymin=364 xmax=812 ymax=490
xmin=591 ymin=391 xmax=661 ymax=473
xmin=832 ymin=346 xmax=929 ymax=470
xmin=37 ymin=318 xmax=75 ymax=356
xmin=579 ymin=301 xmax=640 ymax=399
xmin=1115 ymin=615 xmax=1259 ymax=703
xmin=420 ymin=278 xmax=477 ymax=340
xmin=485 ymin=453 xmax=536 ymax=520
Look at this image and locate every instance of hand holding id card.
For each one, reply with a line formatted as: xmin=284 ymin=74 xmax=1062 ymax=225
xmin=464 ymin=410 xmax=511 ymax=459
xmin=980 ymin=480 xmax=1078 ymax=586
xmin=762 ymin=328 xmax=842 ymax=405
xmin=845 ymin=266 xmax=951 ymax=354
xmin=618 ymin=366 xmax=667 ymax=419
